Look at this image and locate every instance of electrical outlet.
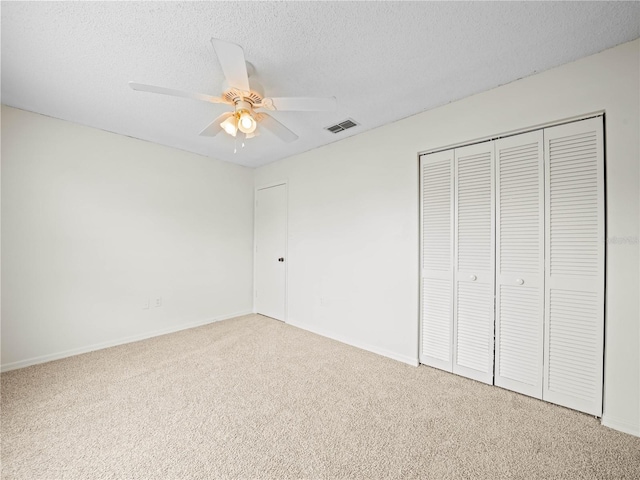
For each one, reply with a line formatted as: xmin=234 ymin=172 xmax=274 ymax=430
xmin=154 ymin=297 xmax=162 ymax=308
xmin=143 ymin=298 xmax=150 ymax=310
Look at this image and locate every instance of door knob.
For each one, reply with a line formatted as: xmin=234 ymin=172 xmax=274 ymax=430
xmin=278 ymin=257 xmax=284 ymax=262
xmin=516 ymin=278 xmax=524 ymax=285
xmin=470 ymin=275 xmax=477 ymax=281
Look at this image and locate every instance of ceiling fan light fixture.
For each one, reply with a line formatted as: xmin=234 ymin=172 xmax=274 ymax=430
xmin=237 ymin=110 xmax=257 ymax=134
xmin=221 ymin=115 xmax=238 ymax=136
xmin=130 ymin=39 xmax=336 ymax=148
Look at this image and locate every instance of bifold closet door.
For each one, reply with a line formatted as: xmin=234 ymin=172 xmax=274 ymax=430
xmin=494 ymin=131 xmax=544 ymax=398
xmin=420 ymin=150 xmax=454 ymax=370
xmin=453 ymin=142 xmax=495 ymax=384
xmin=543 ymin=117 xmax=605 ymax=416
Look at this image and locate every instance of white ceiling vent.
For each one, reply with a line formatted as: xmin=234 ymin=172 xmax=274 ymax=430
xmin=326 ymin=119 xmax=359 ymax=134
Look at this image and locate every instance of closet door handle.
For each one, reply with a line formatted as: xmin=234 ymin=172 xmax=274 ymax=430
xmin=278 ymin=257 xmax=284 ymax=262
xmin=516 ymin=278 xmax=524 ymax=285
xmin=470 ymin=275 xmax=477 ymax=281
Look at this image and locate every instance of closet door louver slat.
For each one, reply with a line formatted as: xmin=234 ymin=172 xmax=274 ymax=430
xmin=543 ymin=117 xmax=604 ymax=416
xmin=494 ymin=131 xmax=544 ymax=398
xmin=453 ymin=142 xmax=495 ymax=384
xmin=420 ymin=150 xmax=454 ymax=371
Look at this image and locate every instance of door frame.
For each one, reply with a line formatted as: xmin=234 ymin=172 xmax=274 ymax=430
xmin=253 ymin=180 xmax=289 ymax=322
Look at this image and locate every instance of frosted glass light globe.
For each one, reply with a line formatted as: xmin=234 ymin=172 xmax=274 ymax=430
xmin=238 ymin=112 xmax=257 ymax=134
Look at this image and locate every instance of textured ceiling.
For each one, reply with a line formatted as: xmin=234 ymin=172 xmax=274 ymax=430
xmin=2 ymin=2 xmax=639 ymax=168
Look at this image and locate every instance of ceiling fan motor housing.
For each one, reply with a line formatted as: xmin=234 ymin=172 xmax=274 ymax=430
xmin=221 ymin=76 xmax=264 ymax=106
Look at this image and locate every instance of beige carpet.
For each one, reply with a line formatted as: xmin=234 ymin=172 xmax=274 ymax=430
xmin=2 ymin=314 xmax=639 ymax=479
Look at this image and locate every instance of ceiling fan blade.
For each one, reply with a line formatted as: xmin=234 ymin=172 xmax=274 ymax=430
xmin=257 ymin=113 xmax=299 ymax=143
xmin=129 ymin=82 xmax=228 ymax=104
xmin=262 ymin=96 xmax=337 ymax=112
xmin=211 ymin=38 xmax=251 ymax=92
xmin=199 ymin=112 xmax=234 ymax=137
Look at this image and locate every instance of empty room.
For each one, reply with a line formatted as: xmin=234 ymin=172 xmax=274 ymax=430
xmin=2 ymin=1 xmax=640 ymax=478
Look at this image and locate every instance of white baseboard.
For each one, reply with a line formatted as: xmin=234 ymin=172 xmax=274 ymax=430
xmin=286 ymin=319 xmax=419 ymax=367
xmin=601 ymin=415 xmax=640 ymax=437
xmin=0 ymin=310 xmax=253 ymax=373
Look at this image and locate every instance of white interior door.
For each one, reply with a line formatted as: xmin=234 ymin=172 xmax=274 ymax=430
xmin=543 ymin=117 xmax=605 ymax=416
xmin=494 ymin=130 xmax=545 ymax=398
xmin=255 ymin=183 xmax=287 ymax=321
xmin=453 ymin=141 xmax=495 ymax=384
xmin=420 ymin=150 xmax=454 ymax=371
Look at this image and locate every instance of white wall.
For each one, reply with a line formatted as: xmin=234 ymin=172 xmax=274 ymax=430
xmin=1 ymin=106 xmax=254 ymax=370
xmin=255 ymin=39 xmax=640 ymax=435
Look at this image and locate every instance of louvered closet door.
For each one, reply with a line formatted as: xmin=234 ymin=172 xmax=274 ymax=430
xmin=453 ymin=142 xmax=495 ymax=384
xmin=543 ymin=117 xmax=605 ymax=416
xmin=494 ymin=131 xmax=544 ymax=398
xmin=420 ymin=150 xmax=454 ymax=371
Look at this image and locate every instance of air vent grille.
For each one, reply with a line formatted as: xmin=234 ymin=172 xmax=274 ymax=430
xmin=326 ymin=118 xmax=359 ymax=134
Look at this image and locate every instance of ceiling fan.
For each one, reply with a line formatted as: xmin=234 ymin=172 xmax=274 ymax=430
xmin=129 ymin=38 xmax=337 ymax=148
